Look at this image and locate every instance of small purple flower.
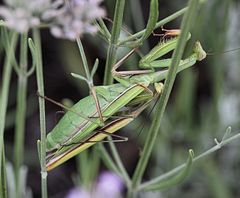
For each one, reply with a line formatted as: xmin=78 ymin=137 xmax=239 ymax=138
xmin=65 ymin=171 xmax=124 ymax=198
xmin=66 ymin=188 xmax=91 ymax=198
xmin=94 ymin=171 xmax=124 ymax=198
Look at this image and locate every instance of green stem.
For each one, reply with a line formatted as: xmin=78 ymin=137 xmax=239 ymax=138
xmin=119 ymin=0 xmax=206 ymax=46
xmin=98 ymin=143 xmax=131 ymax=187
xmin=119 ymin=8 xmax=187 ymax=45
xmin=129 ymin=0 xmax=199 ymax=197
xmin=139 ymin=131 xmax=240 ymax=190
xmin=33 ymin=29 xmax=48 ymax=198
xmin=101 ymin=0 xmax=130 ymax=186
xmin=103 ymin=0 xmax=125 ymax=85
xmin=98 ymin=144 xmax=120 ymax=174
xmin=1 ymin=28 xmax=20 ymax=75
xmin=89 ymin=148 xmax=100 ymax=187
xmin=77 ymin=151 xmax=90 ymax=187
xmin=108 ymin=137 xmax=131 ymax=187
xmin=96 ymin=19 xmax=111 ymax=41
xmin=130 ymin=0 xmax=150 ymax=53
xmin=76 ymin=34 xmax=130 ymax=185
xmin=1 ymin=145 xmax=7 ymax=198
xmin=76 ymin=38 xmax=91 ymax=81
xmin=14 ymin=33 xmax=28 ymax=198
xmin=0 ymin=32 xmax=18 ymax=188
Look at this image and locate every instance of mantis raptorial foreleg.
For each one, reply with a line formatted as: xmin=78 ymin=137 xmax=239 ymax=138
xmin=112 ymin=32 xmax=195 ymax=84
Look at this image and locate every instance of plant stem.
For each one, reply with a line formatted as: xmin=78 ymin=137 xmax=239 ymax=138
xmin=0 ymin=32 xmax=18 ymax=187
xmin=130 ymin=0 xmax=150 ymax=53
xmin=1 ymin=145 xmax=7 ymax=198
xmin=98 ymin=144 xmax=121 ymax=174
xmin=128 ymin=0 xmax=199 ymax=197
xmin=98 ymin=0 xmax=131 ymax=186
xmin=33 ymin=29 xmax=48 ymax=198
xmin=103 ymin=0 xmax=125 ymax=85
xmin=119 ymin=0 xmax=206 ymax=46
xmin=119 ymin=8 xmax=187 ymax=45
xmin=14 ymin=33 xmax=28 ymax=198
xmin=138 ymin=131 xmax=240 ymax=190
xmin=77 ymin=25 xmax=130 ymax=185
xmin=100 ymin=0 xmax=131 ymax=185
xmin=76 ymin=38 xmax=91 ymax=81
xmin=108 ymin=137 xmax=131 ymax=187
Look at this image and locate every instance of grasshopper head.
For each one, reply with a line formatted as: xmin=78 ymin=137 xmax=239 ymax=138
xmin=154 ymin=82 xmax=164 ymax=94
xmin=194 ymin=41 xmax=207 ymax=61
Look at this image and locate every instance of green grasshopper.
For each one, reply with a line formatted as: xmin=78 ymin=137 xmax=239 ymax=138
xmin=45 ymin=35 xmax=206 ymax=171
xmin=46 ymin=82 xmax=163 ymax=170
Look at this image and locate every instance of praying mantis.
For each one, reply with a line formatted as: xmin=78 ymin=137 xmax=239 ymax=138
xmin=45 ymin=34 xmax=206 ymax=171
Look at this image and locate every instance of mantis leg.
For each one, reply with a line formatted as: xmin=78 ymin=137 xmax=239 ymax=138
xmin=139 ymin=33 xmax=191 ymax=69
xmin=152 ymin=26 xmax=181 ymax=38
xmin=111 ymin=48 xmax=152 ymax=78
xmin=112 ymin=34 xmax=190 ymax=80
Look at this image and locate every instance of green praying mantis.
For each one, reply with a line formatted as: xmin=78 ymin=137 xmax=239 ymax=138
xmin=44 ymin=33 xmax=207 ymax=171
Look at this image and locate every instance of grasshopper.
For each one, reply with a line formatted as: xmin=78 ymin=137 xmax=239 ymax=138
xmin=46 ymin=82 xmax=163 ymax=170
xmin=45 ymin=35 xmax=206 ymax=171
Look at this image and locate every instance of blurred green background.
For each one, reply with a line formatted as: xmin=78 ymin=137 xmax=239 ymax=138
xmin=2 ymin=0 xmax=240 ymax=197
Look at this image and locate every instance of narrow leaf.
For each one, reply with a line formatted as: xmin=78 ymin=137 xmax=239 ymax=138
xmin=96 ymin=19 xmax=111 ymax=41
xmin=90 ymin=59 xmax=99 ymax=80
xmin=27 ymin=38 xmax=37 ymax=77
xmin=140 ymin=0 xmax=159 ymax=42
xmin=71 ymin=73 xmax=89 ymax=84
xmin=143 ymin=149 xmax=194 ymax=191
xmin=125 ymin=0 xmax=159 ymax=48
xmin=37 ymin=140 xmax=41 ymax=163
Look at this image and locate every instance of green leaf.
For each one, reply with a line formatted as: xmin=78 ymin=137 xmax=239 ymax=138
xmin=140 ymin=0 xmax=159 ymax=42
xmin=90 ymin=59 xmax=99 ymax=80
xmin=27 ymin=38 xmax=37 ymax=77
xmin=143 ymin=149 xmax=194 ymax=191
xmin=37 ymin=140 xmax=41 ymax=163
xmin=122 ymin=0 xmax=159 ymax=48
xmin=71 ymin=73 xmax=89 ymax=85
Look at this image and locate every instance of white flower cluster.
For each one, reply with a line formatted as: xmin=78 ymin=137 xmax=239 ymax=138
xmin=0 ymin=0 xmax=106 ymax=40
xmin=0 ymin=0 xmax=50 ymax=33
xmin=43 ymin=0 xmax=106 ymax=40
